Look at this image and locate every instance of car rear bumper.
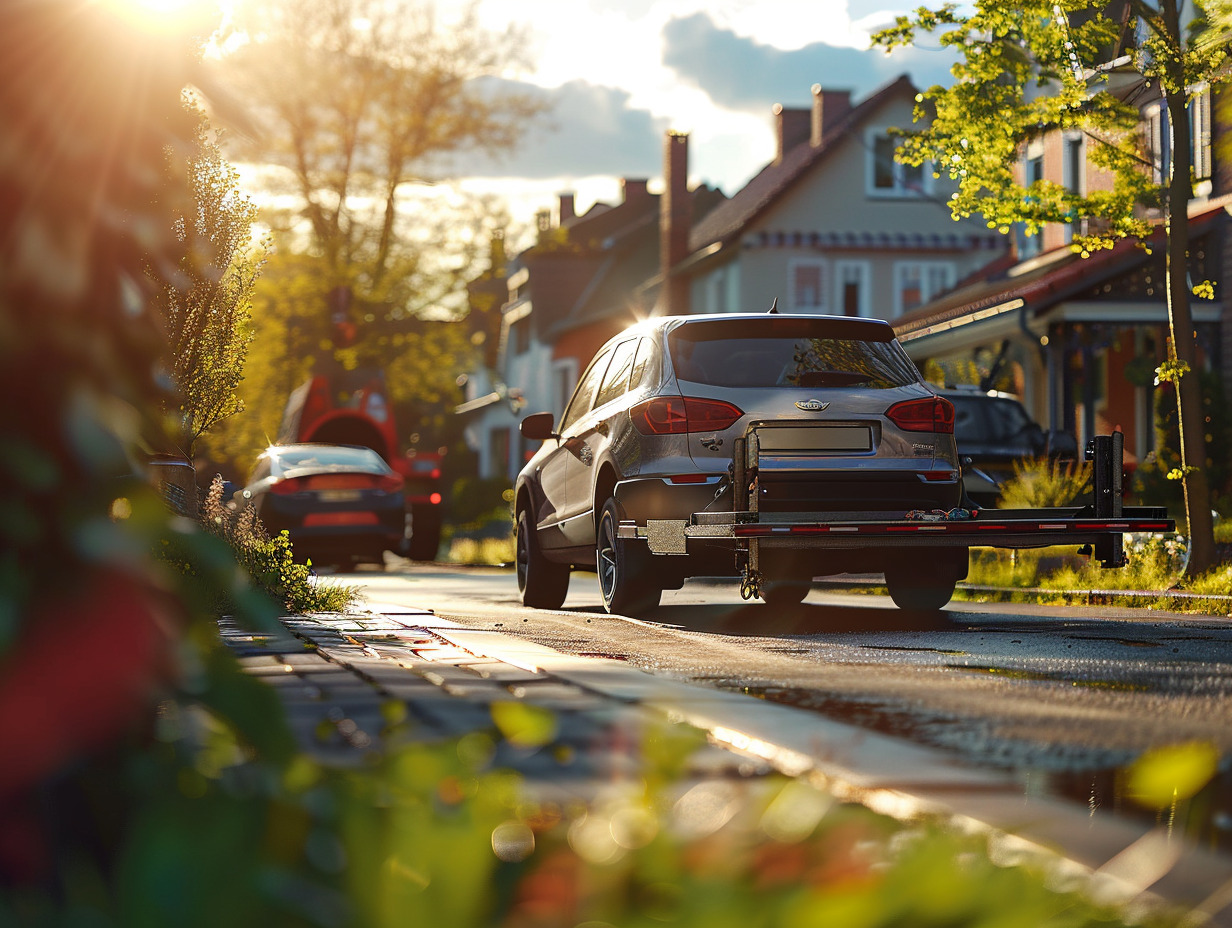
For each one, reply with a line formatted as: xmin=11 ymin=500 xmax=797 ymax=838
xmin=262 ymin=496 xmax=405 ymax=555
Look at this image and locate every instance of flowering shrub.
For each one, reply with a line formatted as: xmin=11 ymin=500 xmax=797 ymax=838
xmin=195 ymin=475 xmax=356 ymax=614
xmin=1125 ymin=531 xmax=1189 ymax=577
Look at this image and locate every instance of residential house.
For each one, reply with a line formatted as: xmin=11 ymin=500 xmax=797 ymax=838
xmin=891 ymin=66 xmax=1228 ymax=473
xmin=459 ymin=73 xmax=1016 ymax=481
xmin=458 ymin=181 xmax=723 ymax=483
xmin=659 ymin=75 xmax=1006 ymax=320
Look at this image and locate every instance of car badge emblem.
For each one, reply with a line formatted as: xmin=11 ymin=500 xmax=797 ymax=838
xmin=795 ymin=400 xmax=829 ymax=411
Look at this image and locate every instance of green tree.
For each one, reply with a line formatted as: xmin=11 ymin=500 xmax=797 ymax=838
xmin=218 ymin=0 xmax=540 ymax=281
xmin=198 ymin=0 xmax=533 ymax=467
xmin=154 ymin=113 xmax=270 ymax=459
xmin=873 ymin=0 xmax=1230 ymax=574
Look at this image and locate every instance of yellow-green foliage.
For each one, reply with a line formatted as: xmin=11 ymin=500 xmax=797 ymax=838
xmin=195 ymin=476 xmax=357 ymax=613
xmin=998 ymin=456 xmax=1091 ymax=509
xmin=445 ymin=535 xmax=515 ymax=566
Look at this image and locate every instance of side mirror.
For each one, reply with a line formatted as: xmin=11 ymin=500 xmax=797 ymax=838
xmin=520 ymin=411 xmax=559 ymax=441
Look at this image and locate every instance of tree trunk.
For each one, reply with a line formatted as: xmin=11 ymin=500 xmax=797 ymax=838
xmin=1163 ymin=74 xmax=1216 ymax=575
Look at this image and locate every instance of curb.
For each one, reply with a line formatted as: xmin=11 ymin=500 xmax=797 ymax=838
xmin=367 ymin=604 xmax=1232 ymax=925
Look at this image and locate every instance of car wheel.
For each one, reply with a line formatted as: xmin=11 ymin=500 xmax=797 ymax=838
xmin=884 ymin=561 xmax=955 ymax=611
xmin=406 ymin=509 xmax=442 ymax=561
xmin=761 ymin=580 xmax=811 ymax=606
xmin=406 ymin=532 xmax=439 ymax=562
xmin=596 ymin=499 xmax=661 ymax=615
xmin=516 ymin=507 xmax=569 ymax=609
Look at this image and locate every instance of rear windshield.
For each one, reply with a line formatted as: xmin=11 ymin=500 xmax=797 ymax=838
xmin=668 ymin=318 xmax=921 ymax=389
xmin=273 ymin=446 xmax=391 ymax=475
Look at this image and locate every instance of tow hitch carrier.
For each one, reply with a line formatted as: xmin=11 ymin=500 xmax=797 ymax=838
xmin=616 ymin=430 xmax=1173 ymax=568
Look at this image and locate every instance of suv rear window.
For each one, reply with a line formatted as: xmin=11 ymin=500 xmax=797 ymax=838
xmin=668 ymin=318 xmax=921 ymax=389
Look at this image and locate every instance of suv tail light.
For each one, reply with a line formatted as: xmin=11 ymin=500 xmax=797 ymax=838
xmin=631 ymin=396 xmax=744 ymax=435
xmin=885 ymin=396 xmax=955 ymax=434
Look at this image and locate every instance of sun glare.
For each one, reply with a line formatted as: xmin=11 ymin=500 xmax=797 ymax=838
xmin=102 ymin=0 xmax=221 ymax=34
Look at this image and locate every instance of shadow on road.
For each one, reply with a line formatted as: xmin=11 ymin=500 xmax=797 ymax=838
xmin=628 ymin=599 xmax=957 ymax=637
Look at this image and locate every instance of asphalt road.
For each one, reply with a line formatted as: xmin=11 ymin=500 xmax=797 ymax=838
xmin=345 ymin=560 xmax=1232 ymax=852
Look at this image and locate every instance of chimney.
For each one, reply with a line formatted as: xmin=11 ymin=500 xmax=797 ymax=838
xmin=535 ymin=208 xmax=552 ymax=244
xmin=773 ymin=103 xmax=811 ymax=163
xmin=558 ymin=192 xmax=575 ymax=224
xmin=661 ymin=131 xmax=692 ymax=316
xmin=811 ymin=85 xmax=852 ymax=146
xmin=622 ymin=178 xmax=650 ymax=203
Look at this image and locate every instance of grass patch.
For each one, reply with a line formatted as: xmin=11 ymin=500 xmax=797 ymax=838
xmin=445 ymin=533 xmax=515 ymax=566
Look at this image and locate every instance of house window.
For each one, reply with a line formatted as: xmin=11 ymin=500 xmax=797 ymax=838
xmin=869 ymin=132 xmax=927 ymax=197
xmin=1063 ymin=134 xmax=1084 ymax=244
xmin=1017 ymin=152 xmax=1044 ymax=259
xmin=509 ymin=315 xmax=530 ymax=355
xmin=789 ymin=259 xmax=827 ymax=311
xmin=490 ymin=427 xmax=511 ymax=481
xmin=894 ymin=262 xmax=954 ymax=315
xmin=835 ymin=261 xmax=870 ymax=317
xmin=1144 ymin=101 xmax=1169 ymax=187
xmin=701 ymin=268 xmax=729 ymax=313
xmin=1191 ymin=87 xmax=1212 ymax=184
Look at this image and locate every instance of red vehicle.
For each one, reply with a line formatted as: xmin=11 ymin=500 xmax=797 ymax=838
xmin=278 ymin=369 xmax=444 ymax=562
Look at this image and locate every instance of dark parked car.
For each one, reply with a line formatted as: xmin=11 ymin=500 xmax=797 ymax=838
xmin=939 ymin=388 xmax=1077 ymax=507
xmin=514 ymin=313 xmax=964 ymax=613
xmin=237 ymin=443 xmax=405 ymax=570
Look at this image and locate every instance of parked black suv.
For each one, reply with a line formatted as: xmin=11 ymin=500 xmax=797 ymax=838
xmin=939 ymin=388 xmax=1077 ymax=507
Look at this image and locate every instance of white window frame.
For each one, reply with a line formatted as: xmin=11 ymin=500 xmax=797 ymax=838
xmin=866 ymin=129 xmax=932 ymax=198
xmin=834 ymin=260 xmax=871 ymax=317
xmin=1061 ymin=131 xmax=1085 ymax=245
xmin=1143 ymin=101 xmax=1169 ymax=187
xmin=704 ymin=267 xmax=727 ymax=314
xmin=893 ymin=261 xmax=955 ymax=316
xmin=788 ymin=258 xmax=828 ymax=312
xmin=1191 ymin=85 xmax=1212 ymax=185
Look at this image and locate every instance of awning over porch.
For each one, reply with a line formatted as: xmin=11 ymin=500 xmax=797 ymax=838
xmin=893 ymin=198 xmax=1229 ymax=354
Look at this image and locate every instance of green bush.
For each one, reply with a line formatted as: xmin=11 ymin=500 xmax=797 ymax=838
xmin=997 ymin=456 xmax=1091 ymax=509
xmin=448 ymin=475 xmax=513 ymax=527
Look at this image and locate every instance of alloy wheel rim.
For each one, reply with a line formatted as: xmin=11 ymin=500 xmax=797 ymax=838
xmin=516 ymin=519 xmax=529 ymax=591
xmin=598 ymin=518 xmax=617 ymax=602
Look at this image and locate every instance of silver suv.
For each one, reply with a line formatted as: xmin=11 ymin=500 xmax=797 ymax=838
xmin=515 ymin=313 xmax=962 ymax=613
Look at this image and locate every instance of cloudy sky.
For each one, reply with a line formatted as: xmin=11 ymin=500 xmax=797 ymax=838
xmin=444 ymin=0 xmax=958 ymax=218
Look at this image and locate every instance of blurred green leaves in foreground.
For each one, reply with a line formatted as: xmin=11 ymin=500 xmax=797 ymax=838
xmin=1 ymin=693 xmax=1200 ymax=928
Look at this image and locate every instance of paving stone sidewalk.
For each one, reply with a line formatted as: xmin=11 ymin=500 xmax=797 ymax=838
xmin=218 ymin=608 xmax=766 ymax=795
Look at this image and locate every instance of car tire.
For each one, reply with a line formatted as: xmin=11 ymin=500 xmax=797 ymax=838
xmin=405 ymin=532 xmax=439 ymax=562
xmin=761 ymin=580 xmax=811 ymax=606
xmin=406 ymin=508 xmax=442 ymax=561
xmin=884 ymin=560 xmax=955 ymax=611
xmin=516 ymin=507 xmax=569 ymax=609
xmin=597 ymin=499 xmax=661 ymax=615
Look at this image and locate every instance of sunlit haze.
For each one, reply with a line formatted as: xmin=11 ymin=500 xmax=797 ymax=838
xmin=216 ymin=0 xmax=955 ymax=240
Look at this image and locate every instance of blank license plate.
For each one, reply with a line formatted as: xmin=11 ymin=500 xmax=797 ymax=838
xmin=318 ymin=489 xmax=362 ymax=502
xmin=758 ymin=427 xmax=872 ymax=452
